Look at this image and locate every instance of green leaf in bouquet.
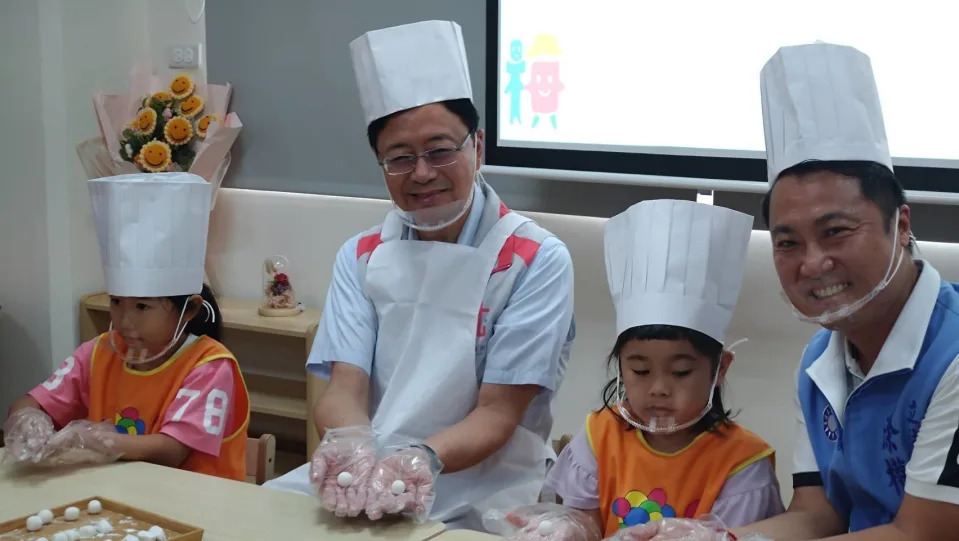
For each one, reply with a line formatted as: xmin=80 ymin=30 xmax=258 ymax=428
xmin=155 ymin=116 xmax=167 ymax=138
xmin=150 ymin=100 xmax=166 ymax=116
xmin=172 ymin=150 xmax=194 ymax=171
xmin=151 ymin=97 xmax=172 ymax=113
xmin=122 ymin=128 xmax=133 ymax=139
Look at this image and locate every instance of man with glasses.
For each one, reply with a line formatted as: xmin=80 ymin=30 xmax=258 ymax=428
xmin=265 ymin=20 xmax=575 ymax=531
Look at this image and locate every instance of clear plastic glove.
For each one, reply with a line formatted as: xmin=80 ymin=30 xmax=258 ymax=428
xmin=365 ymin=444 xmax=441 ymax=523
xmin=605 ymin=515 xmax=773 ymax=541
xmin=484 ymin=503 xmax=603 ymax=541
xmin=309 ymin=425 xmax=377 ymax=517
xmin=34 ymin=419 xmax=121 ymax=467
xmin=2 ymin=407 xmax=56 ymax=464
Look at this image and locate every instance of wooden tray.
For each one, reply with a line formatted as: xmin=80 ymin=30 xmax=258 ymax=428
xmin=0 ymin=496 xmax=202 ymax=541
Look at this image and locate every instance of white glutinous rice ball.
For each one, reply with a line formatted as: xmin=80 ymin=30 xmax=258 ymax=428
xmin=390 ymin=479 xmax=406 ymax=495
xmin=336 ymin=471 xmax=353 ymax=487
xmin=95 ymin=518 xmax=113 ymax=534
xmin=123 ymin=536 xmax=140 ymax=541
xmin=64 ymin=506 xmax=80 ymax=521
xmin=78 ymin=524 xmax=97 ymax=538
xmin=537 ymin=520 xmax=554 ymax=535
xmin=38 ymin=509 xmax=54 ymax=524
xmin=87 ymin=499 xmax=102 ymax=514
xmin=36 ymin=538 xmax=49 ymax=541
xmin=52 ymin=534 xmax=69 ymax=541
xmin=26 ymin=515 xmax=43 ymax=531
xmin=136 ymin=531 xmax=155 ymax=541
xmin=148 ymin=525 xmax=167 ymax=541
xmin=65 ymin=529 xmax=81 ymax=541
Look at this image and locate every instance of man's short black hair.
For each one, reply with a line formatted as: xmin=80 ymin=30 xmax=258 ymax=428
xmin=366 ymin=98 xmax=480 ymax=153
xmin=761 ymin=160 xmax=907 ymax=233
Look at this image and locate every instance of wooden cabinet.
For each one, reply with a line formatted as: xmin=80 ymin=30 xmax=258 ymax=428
xmin=79 ymin=292 xmax=321 ymax=473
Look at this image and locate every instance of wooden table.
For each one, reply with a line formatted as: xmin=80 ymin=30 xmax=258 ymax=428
xmin=0 ymin=457 xmax=444 ymax=541
xmin=433 ymin=529 xmax=502 ymax=541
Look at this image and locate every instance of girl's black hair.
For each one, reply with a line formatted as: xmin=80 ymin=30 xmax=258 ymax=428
xmin=167 ymin=283 xmax=222 ymax=342
xmin=600 ymin=324 xmax=737 ymax=435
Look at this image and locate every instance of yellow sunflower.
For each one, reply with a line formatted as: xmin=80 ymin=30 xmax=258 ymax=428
xmin=150 ymin=91 xmax=173 ymax=106
xmin=163 ymin=117 xmax=193 ymax=146
xmin=132 ymin=108 xmax=158 ymax=135
xmin=169 ymin=74 xmax=195 ymax=99
xmin=177 ymin=95 xmax=204 ymax=119
xmin=138 ymin=140 xmax=172 ymax=173
xmin=195 ymin=114 xmax=219 ymax=138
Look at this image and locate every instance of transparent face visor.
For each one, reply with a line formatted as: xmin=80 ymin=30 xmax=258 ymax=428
xmin=106 ymin=299 xmax=215 ymax=365
xmin=781 ymin=209 xmax=906 ymax=327
xmin=388 ymin=134 xmax=479 ymax=232
xmin=614 ymin=338 xmax=747 ymax=434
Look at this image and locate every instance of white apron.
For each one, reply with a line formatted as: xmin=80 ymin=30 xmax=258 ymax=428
xmin=365 ymin=209 xmax=551 ymax=530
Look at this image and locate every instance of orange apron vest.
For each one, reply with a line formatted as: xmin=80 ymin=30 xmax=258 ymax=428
xmin=588 ymin=409 xmax=774 ymax=536
xmin=88 ymin=334 xmax=250 ymax=481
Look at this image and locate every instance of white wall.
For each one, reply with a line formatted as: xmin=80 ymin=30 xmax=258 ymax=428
xmin=0 ymin=0 xmax=206 ymax=413
xmin=147 ymin=0 xmax=207 ymax=85
xmin=0 ymin=0 xmax=53 ymax=414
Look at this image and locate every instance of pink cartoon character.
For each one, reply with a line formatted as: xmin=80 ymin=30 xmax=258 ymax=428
xmin=525 ymin=34 xmax=564 ymax=129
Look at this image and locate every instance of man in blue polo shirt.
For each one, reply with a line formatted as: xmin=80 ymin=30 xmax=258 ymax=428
xmin=736 ymin=42 xmax=959 ymax=540
xmin=619 ymin=41 xmax=959 ymax=541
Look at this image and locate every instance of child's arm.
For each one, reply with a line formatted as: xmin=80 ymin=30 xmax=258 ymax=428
xmin=710 ymin=456 xmax=786 ymax=528
xmin=24 ymin=340 xmax=96 ymax=427
xmin=3 ymin=395 xmax=55 ymax=462
xmin=112 ymin=433 xmax=191 ymax=467
xmin=543 ymin=428 xmax=604 ymax=533
xmin=4 ymin=343 xmax=96 ymax=462
xmin=7 ymin=394 xmax=43 ymax=416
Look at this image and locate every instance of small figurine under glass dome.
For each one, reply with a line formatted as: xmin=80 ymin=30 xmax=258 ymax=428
xmin=259 ymin=255 xmax=304 ymax=317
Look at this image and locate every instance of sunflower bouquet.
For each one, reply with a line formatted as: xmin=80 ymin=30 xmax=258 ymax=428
xmin=80 ymin=65 xmax=243 ymax=208
xmin=118 ymin=73 xmax=219 ymax=173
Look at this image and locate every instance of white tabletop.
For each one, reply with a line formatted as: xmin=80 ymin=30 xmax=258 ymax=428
xmin=0 ymin=456 xmax=445 ymax=541
xmin=432 ymin=529 xmax=501 ymax=541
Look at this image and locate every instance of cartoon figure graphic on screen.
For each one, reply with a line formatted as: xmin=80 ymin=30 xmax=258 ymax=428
xmin=525 ymin=34 xmax=564 ymax=129
xmin=504 ymin=39 xmax=526 ymax=125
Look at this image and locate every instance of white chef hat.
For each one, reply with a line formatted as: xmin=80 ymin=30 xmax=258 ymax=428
xmin=761 ymin=42 xmax=892 ymax=183
xmin=88 ymin=172 xmax=211 ymax=297
xmin=350 ymin=20 xmax=473 ymax=126
xmin=604 ymin=200 xmax=753 ymax=343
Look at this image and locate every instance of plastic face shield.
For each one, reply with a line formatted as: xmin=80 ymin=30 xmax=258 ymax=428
xmin=106 ymin=298 xmax=215 ymax=365
xmin=614 ymin=338 xmax=745 ymax=434
xmin=384 ymin=133 xmax=479 ymax=232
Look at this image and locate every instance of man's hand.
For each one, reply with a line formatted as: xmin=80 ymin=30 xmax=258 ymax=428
xmin=365 ymin=445 xmax=441 ymax=523
xmin=309 ymin=425 xmax=377 ymax=517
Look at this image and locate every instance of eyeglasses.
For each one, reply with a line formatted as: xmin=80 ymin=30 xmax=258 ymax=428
xmin=379 ymin=132 xmax=474 ymax=176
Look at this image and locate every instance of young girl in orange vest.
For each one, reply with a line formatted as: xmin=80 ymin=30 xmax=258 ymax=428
xmin=2 ymin=173 xmax=249 ymax=481
xmin=493 ymin=200 xmax=784 ymax=540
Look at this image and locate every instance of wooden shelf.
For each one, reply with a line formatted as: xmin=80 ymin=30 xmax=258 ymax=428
xmin=81 ymin=292 xmax=322 ymax=339
xmin=249 ymin=390 xmax=307 ymax=420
